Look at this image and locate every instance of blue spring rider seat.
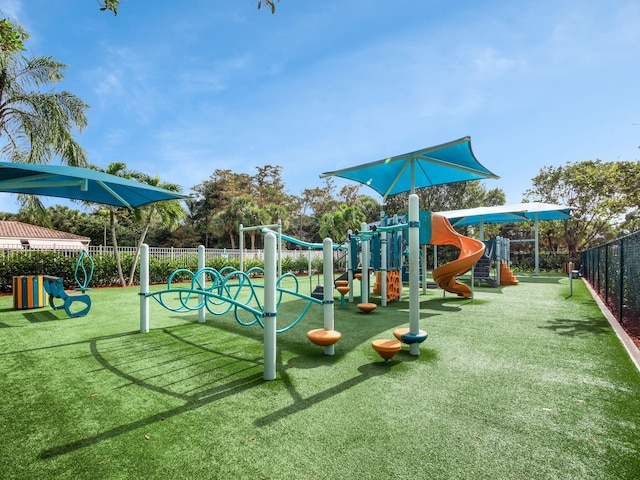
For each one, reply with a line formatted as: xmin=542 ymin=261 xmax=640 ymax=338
xmin=43 ymin=250 xmax=94 ymax=318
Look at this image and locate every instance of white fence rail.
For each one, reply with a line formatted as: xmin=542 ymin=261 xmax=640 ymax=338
xmin=87 ymin=246 xmax=326 ymax=262
xmin=2 ymin=243 xmax=327 ymax=263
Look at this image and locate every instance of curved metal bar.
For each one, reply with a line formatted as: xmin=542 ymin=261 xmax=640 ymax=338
xmin=147 ymin=266 xmax=327 ymax=334
xmin=74 ymin=249 xmax=94 ymax=291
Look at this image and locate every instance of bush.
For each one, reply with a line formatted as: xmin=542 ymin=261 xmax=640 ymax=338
xmin=0 ymin=251 xmax=245 ymax=292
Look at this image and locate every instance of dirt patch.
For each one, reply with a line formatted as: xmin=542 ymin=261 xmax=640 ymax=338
xmin=622 ymin=321 xmax=640 ymax=350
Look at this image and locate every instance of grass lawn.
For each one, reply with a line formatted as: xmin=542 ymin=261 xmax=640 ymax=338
xmin=1 ymin=273 xmax=639 ymax=479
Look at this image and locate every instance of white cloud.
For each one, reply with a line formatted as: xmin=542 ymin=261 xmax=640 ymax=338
xmin=472 ymin=47 xmax=525 ymax=79
xmin=93 ymin=71 xmax=123 ymax=98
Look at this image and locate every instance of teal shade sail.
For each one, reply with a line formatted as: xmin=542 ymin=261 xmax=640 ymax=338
xmin=0 ymin=162 xmax=185 ymax=209
xmin=438 ymin=203 xmax=573 ymax=227
xmin=320 ymin=137 xmax=499 ymax=199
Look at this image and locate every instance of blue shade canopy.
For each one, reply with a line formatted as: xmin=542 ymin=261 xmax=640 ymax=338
xmin=0 ymin=162 xmax=185 ymax=209
xmin=320 ymin=137 xmax=499 ymax=199
xmin=438 ymin=203 xmax=573 ymax=227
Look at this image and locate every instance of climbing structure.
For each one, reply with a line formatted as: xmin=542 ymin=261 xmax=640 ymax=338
xmin=373 ymin=270 xmax=401 ymax=302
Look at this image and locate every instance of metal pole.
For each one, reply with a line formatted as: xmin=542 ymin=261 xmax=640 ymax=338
xmin=569 ymin=261 xmax=573 ymax=297
xmin=263 ymin=232 xmax=277 ymax=381
xmin=534 ymin=213 xmax=540 ymax=276
xmin=198 ymin=245 xmax=206 ymax=323
xmin=139 ymin=244 xmax=149 ymax=333
xmin=323 ymin=238 xmax=335 ymax=355
xmin=277 ymin=219 xmax=282 ymax=277
xmin=239 ymin=223 xmax=244 ymax=272
xmin=360 ymin=222 xmax=369 ymax=303
xmin=381 ymin=231 xmax=388 ymax=306
xmin=347 ymin=230 xmax=354 ymax=303
xmin=421 ymin=244 xmax=427 ymax=294
xmin=409 ymin=194 xmax=420 ymax=356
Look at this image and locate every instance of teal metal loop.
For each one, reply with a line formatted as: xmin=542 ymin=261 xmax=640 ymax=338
xmin=145 ymin=267 xmax=325 ymax=334
xmin=74 ymin=249 xmax=94 ymax=292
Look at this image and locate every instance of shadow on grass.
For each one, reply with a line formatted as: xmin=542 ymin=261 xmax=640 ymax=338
xmin=0 ymin=305 xmax=62 ymax=325
xmin=255 ymin=361 xmax=396 ymax=426
xmin=517 ymin=275 xmax=565 ymax=285
xmin=422 ymin=298 xmax=465 ymax=312
xmin=33 ymin=280 xmax=447 ymax=459
xmin=38 ymin=320 xmax=413 ymax=459
xmin=38 ymin=328 xmax=265 ymax=459
xmin=539 ymin=316 xmax=611 ymax=337
xmin=22 ymin=309 xmax=64 ymax=323
xmin=470 ymin=285 xmax=508 ymax=295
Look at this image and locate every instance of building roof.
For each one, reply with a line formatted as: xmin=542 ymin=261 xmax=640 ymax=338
xmin=0 ymin=221 xmax=90 ymax=241
xmin=0 ymin=221 xmax=90 ymax=250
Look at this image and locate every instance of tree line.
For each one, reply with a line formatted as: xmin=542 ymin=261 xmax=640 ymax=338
xmin=4 ymin=158 xmax=639 ymax=258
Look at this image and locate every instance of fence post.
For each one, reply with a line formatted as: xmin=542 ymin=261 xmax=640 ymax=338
xmin=618 ymin=239 xmax=624 ymax=321
xmin=596 ymin=247 xmax=600 ymax=296
xmin=605 ymin=244 xmax=610 ymax=306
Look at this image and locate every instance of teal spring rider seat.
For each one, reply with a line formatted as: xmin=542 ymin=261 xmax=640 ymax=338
xmin=43 ymin=250 xmax=94 ymax=318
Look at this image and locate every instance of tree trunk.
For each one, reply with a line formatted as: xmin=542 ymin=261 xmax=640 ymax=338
xmin=110 ymin=209 xmax=126 ymax=287
xmin=127 ymin=214 xmax=152 ymax=287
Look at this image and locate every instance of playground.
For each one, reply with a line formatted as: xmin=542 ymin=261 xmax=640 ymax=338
xmin=1 ymin=270 xmax=640 ymax=479
xmin=1 ymin=138 xmax=639 ymax=478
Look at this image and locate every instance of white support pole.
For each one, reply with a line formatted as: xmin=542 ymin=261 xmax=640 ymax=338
xmin=263 ymin=232 xmax=277 ymax=381
xmin=433 ymin=244 xmax=438 ymax=269
xmin=198 ymin=245 xmax=206 ymax=323
xmin=568 ymin=261 xmax=573 ymax=297
xmin=534 ymin=213 xmax=540 ymax=276
xmin=421 ymin=244 xmax=428 ymax=294
xmin=360 ymin=222 xmax=369 ymax=303
xmin=239 ymin=223 xmax=244 ymax=272
xmin=409 ymin=194 xmax=420 ymax=355
xmin=322 ymin=238 xmax=336 ymax=355
xmin=139 ymin=243 xmax=149 ymax=333
xmin=381 ymin=231 xmax=388 ymax=306
xmin=347 ymin=230 xmax=354 ymax=303
xmin=277 ymin=219 xmax=282 ymax=277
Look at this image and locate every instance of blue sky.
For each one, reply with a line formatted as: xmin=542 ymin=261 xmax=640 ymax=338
xmin=1 ymin=0 xmax=639 ymax=213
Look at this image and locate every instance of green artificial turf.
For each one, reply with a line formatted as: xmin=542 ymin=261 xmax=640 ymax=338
xmin=1 ymin=274 xmax=639 ymax=479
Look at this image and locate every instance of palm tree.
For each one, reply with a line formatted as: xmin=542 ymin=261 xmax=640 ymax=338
xmin=210 ymin=196 xmax=254 ymax=249
xmin=242 ymin=204 xmax=270 ymax=251
xmin=126 ymin=173 xmax=185 ymax=286
xmin=0 ymin=19 xmax=89 ymax=220
xmin=0 ymin=20 xmax=89 ymax=166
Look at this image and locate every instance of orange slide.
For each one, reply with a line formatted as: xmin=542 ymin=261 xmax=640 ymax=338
xmin=430 ymin=213 xmax=485 ymax=298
